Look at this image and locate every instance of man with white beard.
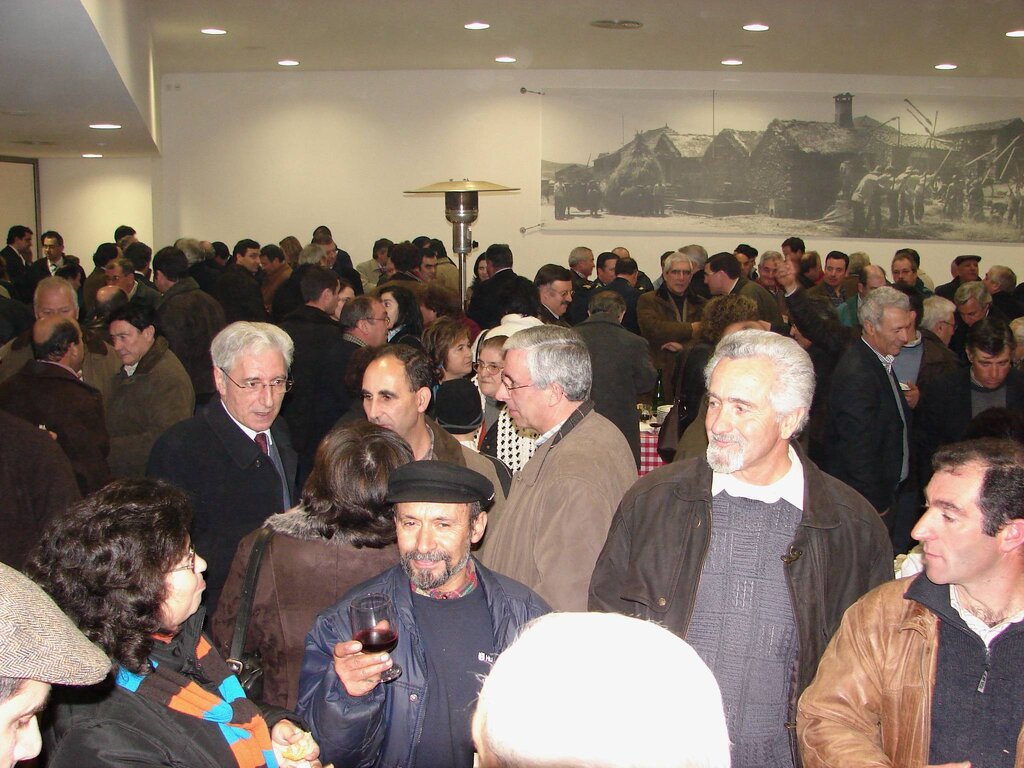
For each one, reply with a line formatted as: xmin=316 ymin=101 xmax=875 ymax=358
xmin=590 ymin=329 xmax=891 ymax=768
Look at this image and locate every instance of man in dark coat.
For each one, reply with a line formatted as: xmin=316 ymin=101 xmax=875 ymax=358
xmin=467 ymin=244 xmax=519 ymax=330
xmin=934 ymin=254 xmax=980 ymax=301
xmin=603 ymin=256 xmax=645 ymax=335
xmin=279 ymin=266 xmax=351 ymax=487
xmin=213 ymin=239 xmax=268 ymax=323
xmin=153 ymin=246 xmax=227 ymax=405
xmin=0 ymin=316 xmax=110 ymax=495
xmin=147 ymin=321 xmax=298 ymax=612
xmin=1 ymin=224 xmax=34 ymax=301
xmin=0 ymin=409 xmax=79 ymax=569
xmin=825 ymin=286 xmax=914 ymax=519
xmin=575 ymin=290 xmax=656 ymax=467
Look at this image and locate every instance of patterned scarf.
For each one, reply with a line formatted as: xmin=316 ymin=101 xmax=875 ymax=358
xmin=413 ymin=557 xmax=480 ymax=600
xmin=115 ymin=634 xmax=278 ymax=768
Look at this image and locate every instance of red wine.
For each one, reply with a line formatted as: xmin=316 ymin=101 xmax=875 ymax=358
xmin=354 ymin=628 xmax=398 ymax=654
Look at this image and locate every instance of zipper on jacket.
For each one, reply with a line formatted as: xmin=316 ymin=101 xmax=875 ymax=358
xmin=977 ymin=646 xmax=991 ymax=693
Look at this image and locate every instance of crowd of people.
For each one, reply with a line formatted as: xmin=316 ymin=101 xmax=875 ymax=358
xmin=0 ymin=222 xmax=1023 ymax=768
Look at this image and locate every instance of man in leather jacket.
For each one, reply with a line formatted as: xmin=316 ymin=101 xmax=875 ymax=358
xmin=590 ymin=329 xmax=891 ymax=768
xmin=298 ymin=461 xmax=548 ymax=768
xmin=798 ymin=438 xmax=1024 ymax=768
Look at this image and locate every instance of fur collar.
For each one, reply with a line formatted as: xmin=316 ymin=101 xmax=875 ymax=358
xmin=263 ymin=507 xmax=364 ymax=547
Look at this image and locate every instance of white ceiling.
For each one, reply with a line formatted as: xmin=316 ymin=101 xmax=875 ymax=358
xmin=2 ymin=0 xmax=1024 ymax=158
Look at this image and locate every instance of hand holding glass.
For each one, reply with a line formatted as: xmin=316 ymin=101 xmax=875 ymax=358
xmin=349 ymin=593 xmax=402 ymax=683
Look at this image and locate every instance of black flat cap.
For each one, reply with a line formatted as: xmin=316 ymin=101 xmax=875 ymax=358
xmin=954 ymin=254 xmax=981 ymax=265
xmin=387 ymin=460 xmax=494 ymax=505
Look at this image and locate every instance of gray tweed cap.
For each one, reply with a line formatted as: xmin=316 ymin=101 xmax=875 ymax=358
xmin=0 ymin=563 xmax=110 ymax=685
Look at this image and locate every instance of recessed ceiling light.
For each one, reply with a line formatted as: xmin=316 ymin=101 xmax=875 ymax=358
xmin=1007 ymin=29 xmax=1024 ymax=37
xmin=464 ymin=21 xmax=490 ymax=30
xmin=89 ymin=123 xmax=121 ymax=130
xmin=590 ymin=19 xmax=643 ymax=30
xmin=82 ymin=153 xmax=103 ymax=158
xmin=721 ymin=58 xmax=743 ymax=66
xmin=934 ymin=63 xmax=958 ymax=70
xmin=201 ymin=28 xmax=227 ymax=35
xmin=278 ymin=59 xmax=299 ymax=67
xmin=743 ymin=23 xmax=769 ymax=31
xmin=495 ymin=56 xmax=517 ymax=63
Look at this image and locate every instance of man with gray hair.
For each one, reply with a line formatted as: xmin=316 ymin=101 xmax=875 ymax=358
xmin=637 ymin=250 xmax=706 ymax=388
xmin=825 ymin=286 xmax=914 ymax=522
xmin=983 ymin=264 xmax=1022 ymax=320
xmin=951 ymin=279 xmax=997 ymax=359
xmin=472 ymin=612 xmax=730 ymax=768
xmin=481 ymin=325 xmax=636 ymax=611
xmin=147 ymin=321 xmax=298 ymax=611
xmin=0 ymin=562 xmax=110 ymax=768
xmin=921 ymin=295 xmax=957 ymax=347
xmin=591 ymin=329 xmax=891 ymax=768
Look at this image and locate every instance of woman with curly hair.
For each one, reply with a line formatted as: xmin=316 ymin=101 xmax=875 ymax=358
xmin=29 ymin=478 xmax=323 ymax=768
xmin=379 ymin=283 xmax=424 ymax=349
xmin=212 ymin=422 xmax=413 ymax=709
xmin=423 ymin=316 xmax=474 ymax=383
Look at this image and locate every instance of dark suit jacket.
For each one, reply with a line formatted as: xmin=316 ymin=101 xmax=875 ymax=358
xmin=1 ymin=246 xmax=29 ymax=301
xmin=467 ymin=268 xmax=519 ymax=330
xmin=602 ymin=277 xmax=642 ymax=335
xmin=147 ymin=398 xmax=297 ymax=612
xmin=825 ymin=339 xmax=911 ymax=512
xmin=155 ymin=277 xmax=227 ymax=399
xmin=917 ymin=367 xmax=1024 ymax=481
xmin=0 ymin=294 xmax=32 ymax=344
xmin=279 ymin=305 xmax=353 ymax=482
xmin=0 ymin=360 xmax=111 ymax=495
xmin=575 ymin=315 xmax=657 ymax=468
xmin=0 ymin=410 xmax=79 ymax=569
xmin=213 ymin=265 xmax=268 ymax=323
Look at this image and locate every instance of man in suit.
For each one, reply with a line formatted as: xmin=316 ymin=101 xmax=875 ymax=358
xmin=22 ymin=231 xmax=77 ymax=300
xmin=575 ymin=290 xmax=656 ymax=467
xmin=534 ymin=264 xmax=574 ymax=327
xmin=104 ymin=256 xmax=161 ymax=310
xmin=565 ymin=246 xmax=594 ymax=325
xmin=918 ymin=317 xmax=1024 ymax=480
xmin=704 ymin=251 xmax=783 ymax=326
xmin=214 ymin=238 xmax=268 ymax=322
xmin=825 ymin=286 xmax=914 ymax=523
xmin=147 ymin=321 xmax=297 ymax=611
xmin=602 ymin=256 xmax=644 ymax=335
xmin=467 ymin=243 xmax=519 ymax=330
xmin=1 ymin=225 xmax=33 ymax=301
xmin=0 ymin=315 xmax=110 ymax=495
xmin=356 ymin=237 xmax=392 ymax=289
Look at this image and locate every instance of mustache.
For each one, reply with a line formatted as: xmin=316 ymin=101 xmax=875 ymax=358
xmin=709 ymin=432 xmax=744 ymax=445
xmin=404 ymin=550 xmax=448 ymax=563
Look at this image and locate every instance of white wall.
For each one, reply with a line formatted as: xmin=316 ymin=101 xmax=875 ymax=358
xmin=37 ymin=157 xmax=155 ymax=263
xmin=42 ymin=67 xmax=1024 ymax=282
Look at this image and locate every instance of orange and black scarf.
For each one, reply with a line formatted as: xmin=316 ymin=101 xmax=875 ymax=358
xmin=115 ymin=635 xmax=278 ymax=768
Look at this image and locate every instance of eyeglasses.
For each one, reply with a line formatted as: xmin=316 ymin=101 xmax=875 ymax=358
xmin=220 ymin=369 xmax=293 ymax=393
xmin=171 ymin=545 xmax=197 ymax=573
xmin=365 ymin=316 xmax=390 ymax=323
xmin=474 ymin=361 xmax=504 ymax=374
xmin=500 ymin=376 xmax=535 ymax=392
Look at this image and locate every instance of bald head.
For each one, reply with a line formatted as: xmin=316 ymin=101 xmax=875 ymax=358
xmin=93 ymin=286 xmax=128 ymax=321
xmin=31 ymin=316 xmax=83 ymax=371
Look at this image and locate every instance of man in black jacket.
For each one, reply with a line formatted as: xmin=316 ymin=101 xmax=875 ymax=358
xmin=147 ymin=321 xmax=297 ymax=612
xmin=467 ymin=243 xmax=518 ymax=330
xmin=590 ymin=329 xmax=891 ymax=768
xmin=279 ymin=266 xmax=350 ymax=487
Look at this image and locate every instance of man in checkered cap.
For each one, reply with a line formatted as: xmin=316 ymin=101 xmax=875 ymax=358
xmin=0 ymin=563 xmax=109 ymax=767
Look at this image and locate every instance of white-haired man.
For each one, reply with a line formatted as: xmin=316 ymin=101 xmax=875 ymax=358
xmin=473 ymin=612 xmax=730 ymax=768
xmin=482 ymin=325 xmax=636 ymax=611
xmin=147 ymin=321 xmax=298 ymax=611
xmin=591 ymin=329 xmax=891 ymax=768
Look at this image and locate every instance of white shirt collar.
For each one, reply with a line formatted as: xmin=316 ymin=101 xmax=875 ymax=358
xmin=950 ymin=585 xmax=1024 ymax=648
xmin=220 ymin=401 xmax=272 ymax=445
xmin=711 ymin=445 xmax=804 ymax=509
xmin=535 ymin=419 xmax=567 ymax=446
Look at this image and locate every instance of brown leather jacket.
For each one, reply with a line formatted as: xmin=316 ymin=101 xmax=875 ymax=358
xmin=798 ymin=577 xmax=1024 ymax=768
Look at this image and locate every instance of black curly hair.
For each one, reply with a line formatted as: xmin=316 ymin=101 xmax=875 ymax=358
xmin=27 ymin=478 xmax=193 ymax=674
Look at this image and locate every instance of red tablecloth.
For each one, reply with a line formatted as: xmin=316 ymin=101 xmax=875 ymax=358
xmin=639 ymin=427 xmax=666 ymax=476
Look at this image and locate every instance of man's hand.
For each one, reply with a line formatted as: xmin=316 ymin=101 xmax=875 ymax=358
xmin=777 ymin=259 xmax=799 ymax=294
xmin=271 ymin=720 xmax=327 ymax=768
xmin=332 ymin=640 xmax=393 ymax=697
xmin=901 ymin=381 xmax=920 ymax=409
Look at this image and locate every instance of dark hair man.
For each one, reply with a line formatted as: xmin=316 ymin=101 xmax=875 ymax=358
xmin=2 ymin=225 xmax=33 ymax=299
xmin=592 ymin=330 xmax=891 ymax=768
xmin=213 ymin=239 xmax=267 ymax=323
xmin=467 ymin=244 xmax=518 ymax=330
xmin=152 ymin=246 xmax=227 ymax=403
xmin=533 ymin=264 xmax=574 ymax=326
xmin=733 ymin=243 xmax=758 ymax=279
xmin=799 ymin=438 xmax=1024 ymax=768
xmin=704 ymin=252 xmax=783 ymax=325
xmin=807 ymin=250 xmax=850 ymax=307
xmin=299 ymin=460 xmax=549 ymax=768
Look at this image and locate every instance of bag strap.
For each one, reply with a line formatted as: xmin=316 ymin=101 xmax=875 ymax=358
xmin=228 ymin=527 xmax=274 ymax=665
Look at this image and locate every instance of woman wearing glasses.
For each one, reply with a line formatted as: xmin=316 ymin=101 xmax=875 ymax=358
xmin=30 ymin=478 xmax=324 ymax=768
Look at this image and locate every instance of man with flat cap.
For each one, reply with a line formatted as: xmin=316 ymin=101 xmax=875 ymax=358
xmin=298 ymin=460 xmax=549 ymax=768
xmin=0 ymin=562 xmax=110 ymax=767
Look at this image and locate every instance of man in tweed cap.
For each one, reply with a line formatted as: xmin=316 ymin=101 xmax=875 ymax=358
xmin=0 ymin=563 xmax=109 ymax=767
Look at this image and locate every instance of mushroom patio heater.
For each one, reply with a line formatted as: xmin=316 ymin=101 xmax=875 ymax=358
xmin=405 ymin=179 xmax=518 ymax=306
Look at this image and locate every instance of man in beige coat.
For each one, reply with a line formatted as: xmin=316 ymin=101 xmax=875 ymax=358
xmin=480 ymin=325 xmax=636 ymax=611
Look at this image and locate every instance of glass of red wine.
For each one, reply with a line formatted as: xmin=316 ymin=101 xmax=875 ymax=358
xmin=349 ymin=593 xmax=402 ymax=683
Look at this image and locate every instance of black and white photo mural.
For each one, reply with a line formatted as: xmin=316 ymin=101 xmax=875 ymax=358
xmin=540 ymin=88 xmax=1024 ymax=242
